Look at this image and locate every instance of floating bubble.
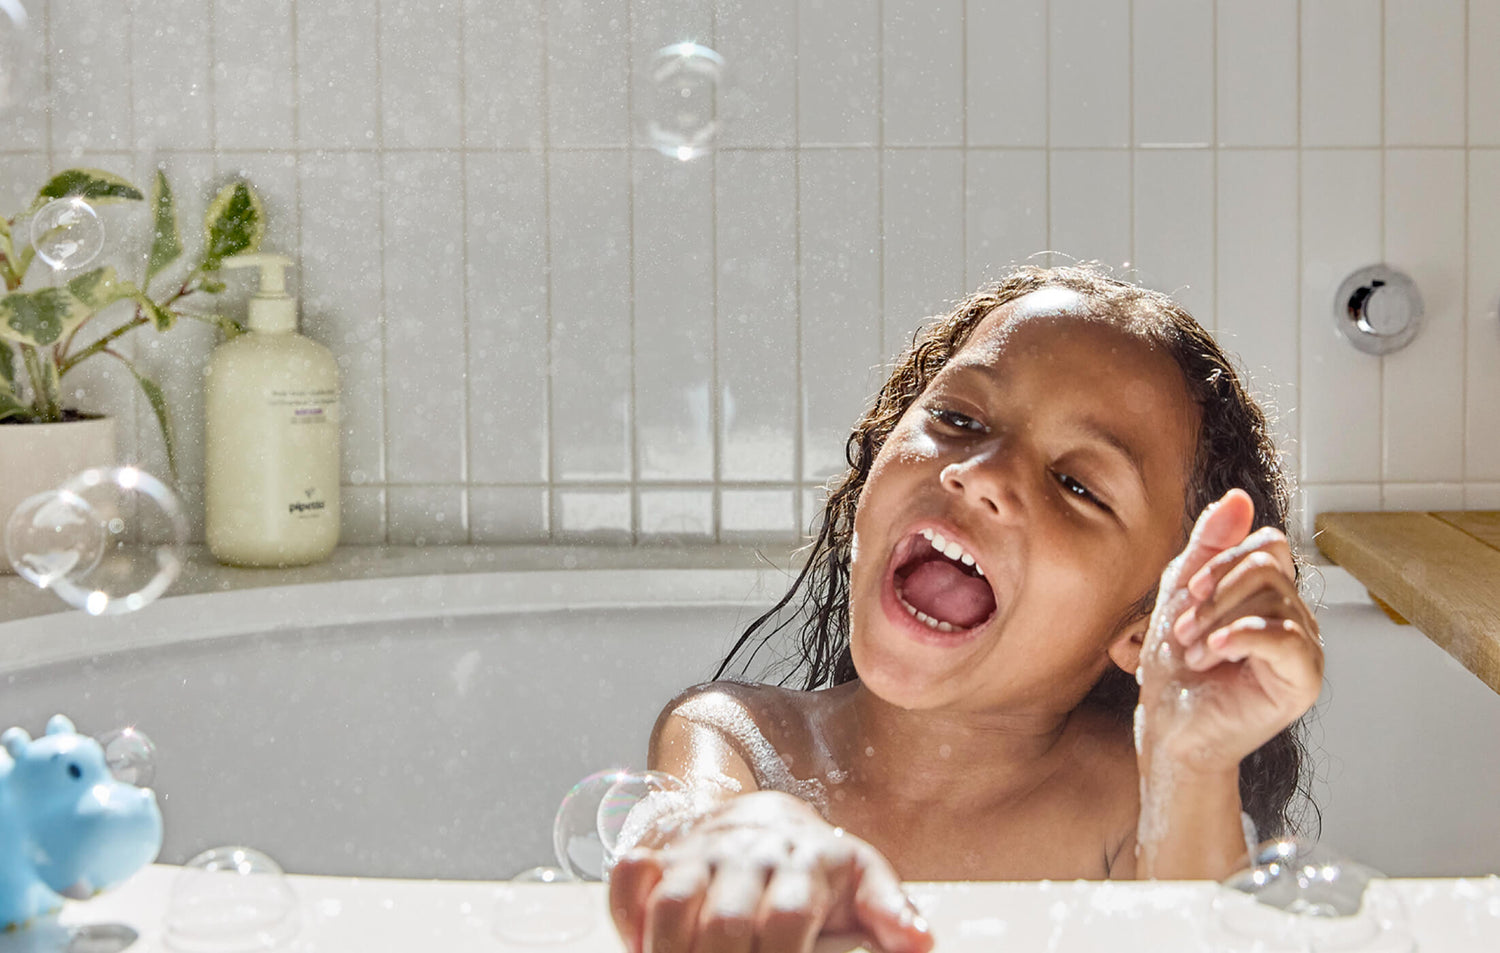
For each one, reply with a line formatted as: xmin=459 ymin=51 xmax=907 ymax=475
xmin=165 ymin=846 xmax=299 ymax=953
xmin=98 ymin=725 xmax=156 ymax=787
xmin=492 ymin=867 xmax=597 ymax=946
xmin=1211 ymin=839 xmax=1414 ymax=952
xmin=4 ymin=488 xmax=105 ymax=588
xmin=42 ymin=467 xmax=188 ymax=616
xmin=30 ymin=196 xmax=106 ymax=271
xmin=636 ymin=42 xmax=727 ymax=161
xmin=552 ymin=768 xmax=687 ymax=882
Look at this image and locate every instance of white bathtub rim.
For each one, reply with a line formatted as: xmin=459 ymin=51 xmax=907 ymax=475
xmin=0 ymin=563 xmax=1369 ymax=677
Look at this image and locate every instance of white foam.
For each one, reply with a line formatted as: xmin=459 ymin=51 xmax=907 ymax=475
xmin=675 ymin=692 xmax=830 ymax=813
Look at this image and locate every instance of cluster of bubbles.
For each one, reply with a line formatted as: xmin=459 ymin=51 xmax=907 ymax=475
xmin=5 ymin=466 xmax=188 ymax=616
xmin=1210 ymin=839 xmax=1415 ymax=952
xmin=30 ymin=195 xmax=106 ymax=271
xmin=164 ymin=847 xmax=299 ymax=953
xmin=493 ymin=768 xmax=686 ymax=945
xmin=635 ymin=42 xmax=727 ymax=161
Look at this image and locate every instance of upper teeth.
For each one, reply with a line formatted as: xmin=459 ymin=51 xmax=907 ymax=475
xmin=920 ymin=528 xmax=983 ymax=575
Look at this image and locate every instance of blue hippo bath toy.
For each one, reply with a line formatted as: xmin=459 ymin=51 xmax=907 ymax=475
xmin=0 ymin=715 xmax=162 ymax=930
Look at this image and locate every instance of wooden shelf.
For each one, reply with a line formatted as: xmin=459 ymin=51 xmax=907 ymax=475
xmin=1315 ymin=511 xmax=1500 ymax=695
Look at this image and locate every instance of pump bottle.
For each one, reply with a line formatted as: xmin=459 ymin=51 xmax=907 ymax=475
xmin=204 ymin=253 xmax=340 ymax=566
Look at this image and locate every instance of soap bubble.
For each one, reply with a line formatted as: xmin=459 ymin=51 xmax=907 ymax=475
xmin=491 ymin=866 xmax=597 ymax=946
xmin=99 ymin=725 xmax=156 ymax=787
xmin=4 ymin=488 xmax=105 ymax=588
xmin=30 ymin=196 xmax=106 ymax=271
xmin=42 ymin=467 xmax=188 ymax=616
xmin=1210 ymin=839 xmax=1414 ymax=952
xmin=552 ymin=769 xmax=687 ymax=881
xmin=636 ymin=42 xmax=727 ymax=161
xmin=165 ymin=846 xmax=299 ymax=953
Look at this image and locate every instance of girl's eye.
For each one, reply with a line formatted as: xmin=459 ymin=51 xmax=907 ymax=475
xmin=1055 ymin=472 xmax=1110 ymax=511
xmin=928 ymin=408 xmax=985 ymax=433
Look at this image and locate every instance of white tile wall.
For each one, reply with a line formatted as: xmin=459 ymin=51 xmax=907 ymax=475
xmin=9 ymin=0 xmax=1496 ymax=546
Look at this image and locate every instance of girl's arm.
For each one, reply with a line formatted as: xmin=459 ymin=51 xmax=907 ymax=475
xmin=1132 ymin=490 xmax=1323 ymax=880
xmin=607 ymin=686 xmax=933 ymax=953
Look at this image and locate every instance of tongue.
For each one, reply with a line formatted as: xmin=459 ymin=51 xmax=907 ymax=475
xmin=900 ymin=560 xmax=996 ymax=629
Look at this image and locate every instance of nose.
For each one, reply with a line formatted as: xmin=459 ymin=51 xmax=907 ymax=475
xmin=940 ymin=446 xmax=1022 ymax=519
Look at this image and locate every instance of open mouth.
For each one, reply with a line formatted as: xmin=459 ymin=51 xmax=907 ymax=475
xmin=889 ymin=527 xmax=998 ymax=633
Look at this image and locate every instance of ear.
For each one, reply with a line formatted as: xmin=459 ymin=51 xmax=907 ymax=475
xmin=1107 ymin=617 xmax=1149 ymax=677
xmin=45 ymin=714 xmax=76 ymax=736
xmin=2 ymin=727 xmax=31 ymax=758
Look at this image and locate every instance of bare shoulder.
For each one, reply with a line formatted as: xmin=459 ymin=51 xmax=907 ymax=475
xmin=652 ymin=680 xmax=825 ymax=794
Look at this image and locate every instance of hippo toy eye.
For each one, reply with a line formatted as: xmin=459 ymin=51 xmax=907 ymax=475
xmin=67 ymin=762 xmax=82 ymax=780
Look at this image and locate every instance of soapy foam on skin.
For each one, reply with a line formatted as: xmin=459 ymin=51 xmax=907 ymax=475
xmin=675 ymin=692 xmax=830 ymax=813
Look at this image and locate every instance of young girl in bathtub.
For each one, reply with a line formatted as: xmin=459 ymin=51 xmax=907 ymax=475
xmin=607 ymin=265 xmax=1323 ymax=953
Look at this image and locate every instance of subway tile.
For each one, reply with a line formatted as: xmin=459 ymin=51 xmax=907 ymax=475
xmin=1048 ymin=149 xmax=1131 ymax=272
xmin=1382 ymin=150 xmax=1464 ymax=483
xmin=300 ymin=151 xmax=387 ymax=487
xmin=51 ymin=0 xmax=133 ymax=155
xmin=966 ymin=0 xmax=1046 ymax=147
xmin=549 ymin=150 xmax=632 ymax=480
xmin=380 ymin=0 xmax=462 ymax=149
xmin=340 ymin=486 xmax=388 ymax=544
xmin=715 ymin=0 xmax=796 ymax=147
xmin=638 ymin=488 xmax=714 ymax=539
xmin=800 ymin=150 xmax=882 ymax=481
xmin=1384 ymin=0 xmax=1465 ymax=146
xmin=799 ymin=0 xmax=879 ymax=146
xmin=467 ymin=152 xmax=549 ymax=484
xmin=1132 ymin=0 xmax=1212 ymax=147
xmin=1473 ymin=0 xmax=1500 ymax=145
xmin=0 ymin=154 xmax=48 ymax=218
xmin=966 ymin=150 xmax=1049 ymax=289
xmin=469 ymin=486 xmax=549 ymax=542
xmin=1299 ymin=150 xmax=1382 ymax=483
xmin=1381 ymin=483 xmax=1464 ymax=512
xmin=717 ymin=150 xmax=797 ymax=481
xmin=801 ymin=486 xmax=827 ymax=537
xmin=296 ymin=0 xmax=379 ymax=149
xmin=1216 ymin=0 xmax=1297 ymax=147
xmin=882 ymin=0 xmax=963 ymax=146
xmin=1216 ymin=150 xmax=1300 ymax=477
xmin=466 ymin=0 xmax=544 ymax=149
xmin=1300 ymin=0 xmax=1381 ymax=147
xmin=883 ymin=149 xmax=965 ymax=354
xmin=1049 ymin=0 xmax=1130 ymax=147
xmin=1299 ymin=483 xmax=1382 ymax=549
xmin=721 ymin=488 xmax=797 ymax=540
xmin=1465 ymin=484 xmax=1500 ymax=509
xmin=548 ymin=0 xmax=629 ymax=147
xmin=554 ymin=487 xmax=632 ymax=542
xmin=633 ymin=152 xmax=715 ymax=481
xmin=388 ymin=485 xmax=469 ymax=545
xmin=132 ymin=0 xmax=213 ymax=151
xmin=212 ymin=0 xmax=295 ymax=150
xmin=382 ymin=151 xmax=466 ymax=484
xmin=1468 ymin=151 xmax=1500 ymax=480
xmin=1 ymin=2 xmax=47 ymax=150
xmin=1133 ymin=149 xmax=1214 ymax=325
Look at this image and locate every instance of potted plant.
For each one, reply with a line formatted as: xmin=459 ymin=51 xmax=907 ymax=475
xmin=0 ymin=167 xmax=264 ymax=560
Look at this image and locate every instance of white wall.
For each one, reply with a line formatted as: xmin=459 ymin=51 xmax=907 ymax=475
xmin=4 ymin=0 xmax=1498 ymax=545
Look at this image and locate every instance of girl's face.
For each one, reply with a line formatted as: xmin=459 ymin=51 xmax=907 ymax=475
xmin=848 ymin=289 xmax=1201 ymax=715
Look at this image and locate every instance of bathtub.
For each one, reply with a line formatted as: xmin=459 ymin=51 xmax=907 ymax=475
xmin=0 ymin=552 xmax=1496 ymax=881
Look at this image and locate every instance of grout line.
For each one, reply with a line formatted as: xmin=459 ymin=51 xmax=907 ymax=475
xmin=626 ymin=0 xmax=638 ymax=542
xmin=1044 ymin=0 xmax=1051 ymax=263
xmin=960 ymin=0 xmax=969 ymax=289
xmin=710 ymin=2 xmax=722 ymax=543
xmin=1460 ymin=0 xmax=1469 ymax=486
xmin=1126 ymin=0 xmax=1135 ymax=272
xmin=792 ymin=0 xmax=804 ymax=538
xmin=373 ymin=0 xmax=392 ymax=541
xmin=876 ymin=0 xmax=886 ymax=359
xmin=1295 ymin=0 xmax=1304 ymax=491
xmin=1209 ymin=0 xmax=1218 ymax=333
xmin=458 ymin=1 xmax=472 ymax=542
xmin=540 ymin=0 xmax=555 ymax=540
xmin=1377 ymin=0 xmax=1387 ymax=503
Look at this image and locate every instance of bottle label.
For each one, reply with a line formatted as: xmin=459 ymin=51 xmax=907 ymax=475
xmin=288 ymin=487 xmax=328 ymax=519
xmin=268 ymin=387 xmax=338 ymax=424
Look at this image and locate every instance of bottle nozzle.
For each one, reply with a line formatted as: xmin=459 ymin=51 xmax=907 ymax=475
xmin=223 ymin=252 xmax=293 ymax=296
xmin=222 ymin=252 xmax=297 ymax=333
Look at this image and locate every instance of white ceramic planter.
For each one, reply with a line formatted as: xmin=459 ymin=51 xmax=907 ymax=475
xmin=0 ymin=416 xmax=116 ymax=574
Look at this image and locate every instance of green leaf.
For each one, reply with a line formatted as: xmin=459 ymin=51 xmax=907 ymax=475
xmin=31 ymin=168 xmax=143 ymax=213
xmin=201 ymin=181 xmax=264 ymax=270
xmin=0 ymin=287 xmax=89 ymax=346
xmin=0 ymin=338 xmax=15 ymax=388
xmin=65 ymin=266 xmax=135 ymax=309
xmin=198 ymin=278 xmax=226 ymax=295
xmin=145 ymin=170 xmax=183 ymax=287
xmin=121 ymin=359 xmax=177 ymax=480
xmin=0 ymin=380 xmax=26 ymax=422
xmin=136 ymin=295 xmax=175 ymax=332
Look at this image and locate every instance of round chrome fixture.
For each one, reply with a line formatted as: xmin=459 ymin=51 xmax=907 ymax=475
xmin=1334 ymin=264 xmax=1423 ymax=355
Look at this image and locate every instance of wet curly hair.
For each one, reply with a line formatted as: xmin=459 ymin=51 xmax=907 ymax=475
xmin=716 ymin=263 xmax=1318 ymax=842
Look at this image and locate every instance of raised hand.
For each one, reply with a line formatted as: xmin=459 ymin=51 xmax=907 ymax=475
xmin=608 ymin=790 xmax=933 ymax=953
